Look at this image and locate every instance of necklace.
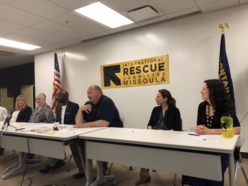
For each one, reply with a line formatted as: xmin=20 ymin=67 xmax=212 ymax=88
xmin=206 ymin=105 xmax=215 ymax=127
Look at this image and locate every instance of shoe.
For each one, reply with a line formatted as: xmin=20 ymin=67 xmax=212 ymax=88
xmin=52 ymin=160 xmax=65 ymax=170
xmin=73 ymin=172 xmax=85 ymax=179
xmin=93 ymin=168 xmax=108 ymax=181
xmin=135 ymin=175 xmax=151 ymax=186
xmin=39 ymin=165 xmax=53 ymax=173
xmin=103 ymin=162 xmax=108 ymax=175
xmin=26 ymin=153 xmax=35 ymax=159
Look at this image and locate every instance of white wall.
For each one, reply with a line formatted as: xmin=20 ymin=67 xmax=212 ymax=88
xmin=35 ymin=4 xmax=248 ymax=152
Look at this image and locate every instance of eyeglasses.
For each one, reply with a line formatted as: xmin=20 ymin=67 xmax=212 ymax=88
xmin=35 ymin=98 xmax=44 ymax=100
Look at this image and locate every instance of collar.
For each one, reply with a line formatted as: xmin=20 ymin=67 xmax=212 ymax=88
xmin=159 ymin=105 xmax=172 ymax=112
xmin=94 ymin=95 xmax=104 ymax=106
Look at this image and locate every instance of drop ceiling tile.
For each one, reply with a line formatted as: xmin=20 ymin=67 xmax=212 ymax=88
xmin=240 ymin=0 xmax=248 ymax=4
xmin=2 ymin=33 xmax=54 ymax=47
xmin=0 ymin=0 xmax=69 ymax=19
xmin=49 ymin=0 xmax=98 ymax=11
xmin=166 ymin=7 xmax=200 ymax=18
xmin=194 ymin=0 xmax=220 ymax=5
xmin=199 ymin=0 xmax=239 ymax=13
xmin=75 ymin=35 xmax=98 ymax=41
xmin=0 ymin=18 xmax=26 ymax=32
xmin=101 ymin=0 xmax=149 ymax=13
xmin=43 ymin=44 xmax=65 ymax=50
xmin=0 ymin=29 xmax=9 ymax=36
xmin=94 ymin=30 xmax=116 ymax=37
xmin=52 ymin=12 xmax=109 ymax=34
xmin=57 ymin=40 xmax=81 ymax=48
xmin=148 ymin=0 xmax=197 ymax=14
xmin=137 ymin=16 xmax=168 ymax=26
xmin=32 ymin=20 xmax=88 ymax=39
xmin=16 ymin=27 xmax=70 ymax=43
xmin=0 ymin=2 xmax=45 ymax=26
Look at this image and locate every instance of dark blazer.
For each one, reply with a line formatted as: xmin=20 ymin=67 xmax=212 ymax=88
xmin=56 ymin=101 xmax=79 ymax=125
xmin=147 ymin=105 xmax=182 ymax=131
xmin=11 ymin=106 xmax=32 ymax=122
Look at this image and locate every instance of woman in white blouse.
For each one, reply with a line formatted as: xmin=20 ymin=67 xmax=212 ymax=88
xmin=10 ymin=95 xmax=32 ymax=123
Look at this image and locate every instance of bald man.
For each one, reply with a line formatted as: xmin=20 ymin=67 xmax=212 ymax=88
xmin=71 ymin=85 xmax=123 ymax=179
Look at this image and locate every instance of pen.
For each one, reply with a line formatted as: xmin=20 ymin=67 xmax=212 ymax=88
xmin=188 ymin=133 xmax=200 ymax=136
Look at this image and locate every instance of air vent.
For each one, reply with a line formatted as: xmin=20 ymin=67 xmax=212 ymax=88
xmin=127 ymin=5 xmax=159 ymax=22
xmin=0 ymin=50 xmax=17 ymax=57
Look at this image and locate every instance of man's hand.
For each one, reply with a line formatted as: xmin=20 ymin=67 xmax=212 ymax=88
xmin=79 ymin=104 xmax=92 ymax=113
xmin=73 ymin=123 xmax=89 ymax=128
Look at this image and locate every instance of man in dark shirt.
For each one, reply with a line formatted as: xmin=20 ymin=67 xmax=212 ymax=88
xmin=39 ymin=90 xmax=79 ymax=173
xmin=71 ymin=85 xmax=123 ymax=179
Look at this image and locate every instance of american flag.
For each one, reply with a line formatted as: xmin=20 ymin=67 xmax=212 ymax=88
xmin=51 ymin=52 xmax=62 ymax=113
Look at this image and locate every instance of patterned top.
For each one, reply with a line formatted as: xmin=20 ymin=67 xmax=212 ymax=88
xmin=29 ymin=103 xmax=54 ymax=123
xmin=154 ymin=110 xmax=168 ymax=130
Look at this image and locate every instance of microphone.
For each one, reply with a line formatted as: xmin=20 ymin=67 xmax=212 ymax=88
xmin=87 ymin=102 xmax=93 ymax=121
xmin=2 ymin=114 xmax=11 ymax=129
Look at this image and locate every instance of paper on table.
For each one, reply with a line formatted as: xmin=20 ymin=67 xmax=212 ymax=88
xmin=176 ymin=133 xmax=202 ymax=140
xmin=10 ymin=122 xmax=31 ymax=126
xmin=127 ymin=129 xmax=147 ymax=133
xmin=68 ymin=128 xmax=100 ymax=134
xmin=200 ymin=135 xmax=222 ymax=141
xmin=176 ymin=133 xmax=221 ymax=141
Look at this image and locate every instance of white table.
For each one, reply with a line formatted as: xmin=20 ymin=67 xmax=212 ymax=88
xmin=1 ymin=123 xmax=105 ymax=180
xmin=79 ymin=128 xmax=239 ymax=186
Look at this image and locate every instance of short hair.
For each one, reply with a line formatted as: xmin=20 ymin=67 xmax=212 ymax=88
xmin=15 ymin=95 xmax=28 ymax=111
xmin=57 ymin=90 xmax=69 ymax=98
xmin=37 ymin=93 xmax=46 ymax=99
xmin=91 ymin=85 xmax=103 ymax=95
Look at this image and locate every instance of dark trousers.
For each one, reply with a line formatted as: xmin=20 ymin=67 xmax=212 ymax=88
xmin=69 ymin=139 xmax=108 ymax=173
xmin=0 ymin=148 xmax=4 ymax=155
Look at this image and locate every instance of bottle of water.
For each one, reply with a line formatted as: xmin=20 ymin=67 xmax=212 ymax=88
xmin=221 ymin=112 xmax=234 ymax=139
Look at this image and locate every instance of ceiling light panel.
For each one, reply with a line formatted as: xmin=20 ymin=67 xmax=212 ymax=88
xmin=74 ymin=2 xmax=134 ymax=28
xmin=0 ymin=38 xmax=40 ymax=50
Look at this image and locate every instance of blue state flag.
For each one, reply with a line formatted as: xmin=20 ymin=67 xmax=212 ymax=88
xmin=218 ymin=34 xmax=235 ymax=108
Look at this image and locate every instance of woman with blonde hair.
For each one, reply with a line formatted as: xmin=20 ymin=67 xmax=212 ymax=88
xmin=10 ymin=95 xmax=32 ymax=122
xmin=0 ymin=95 xmax=32 ymax=156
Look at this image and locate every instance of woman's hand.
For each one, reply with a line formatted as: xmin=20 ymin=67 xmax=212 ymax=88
xmin=195 ymin=125 xmax=210 ymax=135
xmin=147 ymin=126 xmax=153 ymax=130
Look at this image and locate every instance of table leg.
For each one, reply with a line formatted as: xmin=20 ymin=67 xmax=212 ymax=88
xmin=228 ymin=153 xmax=235 ymax=186
xmin=2 ymin=152 xmax=41 ymax=180
xmin=85 ymin=158 xmax=93 ymax=186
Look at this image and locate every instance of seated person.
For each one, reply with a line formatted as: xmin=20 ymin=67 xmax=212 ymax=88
xmin=0 ymin=105 xmax=7 ymax=121
xmin=136 ymin=89 xmax=182 ymax=186
xmin=10 ymin=95 xmax=32 ymax=122
xmin=0 ymin=105 xmax=8 ymax=156
xmin=0 ymin=95 xmax=32 ymax=156
xmin=29 ymin=93 xmax=54 ymax=123
xmin=70 ymin=85 xmax=123 ymax=179
xmin=182 ymin=79 xmax=241 ymax=186
xmin=39 ymin=90 xmax=79 ymax=173
xmin=28 ymin=93 xmax=54 ymax=159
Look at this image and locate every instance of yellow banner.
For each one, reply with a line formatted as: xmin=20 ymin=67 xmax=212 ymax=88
xmin=101 ymin=55 xmax=169 ymax=89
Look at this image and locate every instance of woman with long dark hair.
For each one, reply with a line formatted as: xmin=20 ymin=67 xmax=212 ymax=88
xmin=135 ymin=89 xmax=182 ymax=186
xmin=182 ymin=79 xmax=240 ymax=186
